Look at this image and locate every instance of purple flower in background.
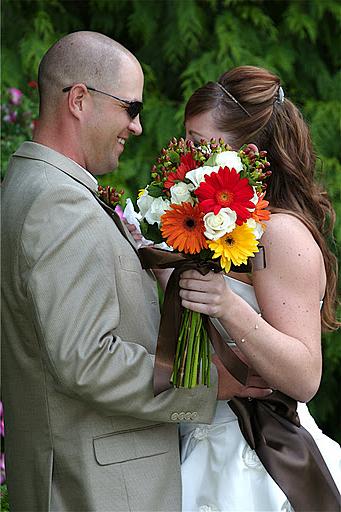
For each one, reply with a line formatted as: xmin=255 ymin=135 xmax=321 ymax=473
xmin=8 ymin=87 xmax=23 ymax=105
xmin=0 ymin=453 xmax=5 ymax=485
xmin=3 ymin=111 xmax=18 ymax=123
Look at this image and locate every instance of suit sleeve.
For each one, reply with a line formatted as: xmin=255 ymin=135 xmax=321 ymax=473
xmin=21 ymin=182 xmax=218 ymax=423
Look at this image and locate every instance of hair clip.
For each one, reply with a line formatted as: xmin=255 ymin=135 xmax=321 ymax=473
xmin=276 ymin=86 xmax=285 ymax=104
xmin=216 ymin=82 xmax=251 ymax=117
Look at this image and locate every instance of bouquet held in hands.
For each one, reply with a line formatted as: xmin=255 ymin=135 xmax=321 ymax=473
xmin=136 ymin=137 xmax=271 ymax=389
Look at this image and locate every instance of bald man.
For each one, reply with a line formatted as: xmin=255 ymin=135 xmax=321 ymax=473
xmin=1 ymin=31 xmax=219 ymax=512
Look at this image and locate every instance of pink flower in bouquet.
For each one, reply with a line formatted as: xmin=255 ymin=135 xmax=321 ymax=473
xmin=8 ymin=87 xmax=23 ymax=105
xmin=114 ymin=204 xmax=124 ymax=219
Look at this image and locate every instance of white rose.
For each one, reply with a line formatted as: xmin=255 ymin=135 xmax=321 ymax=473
xmin=170 ymin=181 xmax=194 ymax=205
xmin=247 ymin=218 xmax=264 ymax=240
xmin=137 ymin=189 xmax=154 ymax=218
xmin=204 ymin=208 xmax=237 ymax=240
xmin=144 ymin=196 xmax=171 ymax=226
xmin=207 ymin=151 xmax=243 ymax=172
xmin=186 ymin=165 xmax=220 ymax=189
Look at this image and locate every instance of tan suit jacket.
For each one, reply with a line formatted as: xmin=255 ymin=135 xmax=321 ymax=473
xmin=1 ymin=142 xmax=217 ymax=512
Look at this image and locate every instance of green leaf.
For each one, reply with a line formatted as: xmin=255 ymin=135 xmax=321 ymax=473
xmin=140 ymin=220 xmax=164 ymax=244
xmin=147 ymin=184 xmax=163 ymax=198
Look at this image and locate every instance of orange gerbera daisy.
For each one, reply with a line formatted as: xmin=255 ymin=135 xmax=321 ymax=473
xmin=164 ymin=153 xmax=199 ymax=189
xmin=195 ymin=166 xmax=254 ymax=224
xmin=251 ymin=192 xmax=270 ymax=223
xmin=161 ymin=202 xmax=208 ymax=254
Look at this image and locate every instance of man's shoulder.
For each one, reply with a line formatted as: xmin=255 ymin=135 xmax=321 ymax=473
xmin=6 ymin=141 xmax=96 ymax=194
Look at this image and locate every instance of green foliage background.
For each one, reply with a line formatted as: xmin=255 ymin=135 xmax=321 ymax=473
xmin=1 ymin=0 xmax=340 ymax=449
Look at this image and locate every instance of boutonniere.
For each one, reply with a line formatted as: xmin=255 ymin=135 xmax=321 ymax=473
xmin=97 ymin=185 xmax=124 ymax=210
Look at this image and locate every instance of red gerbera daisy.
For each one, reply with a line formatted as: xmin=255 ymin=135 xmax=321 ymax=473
xmin=195 ymin=166 xmax=255 ymax=224
xmin=161 ymin=202 xmax=207 ymax=254
xmin=164 ymin=153 xmax=199 ymax=189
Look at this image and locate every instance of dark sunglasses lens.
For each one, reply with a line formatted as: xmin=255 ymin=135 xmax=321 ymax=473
xmin=127 ymin=102 xmax=143 ymax=119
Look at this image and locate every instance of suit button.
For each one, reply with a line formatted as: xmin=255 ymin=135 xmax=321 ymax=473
xmin=170 ymin=412 xmax=178 ymax=421
xmin=184 ymin=412 xmax=192 ymax=420
xmin=178 ymin=412 xmax=185 ymax=420
xmin=190 ymin=412 xmax=198 ymax=420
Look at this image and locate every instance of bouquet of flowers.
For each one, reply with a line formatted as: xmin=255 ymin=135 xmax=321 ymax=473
xmin=136 ymin=137 xmax=271 ymax=388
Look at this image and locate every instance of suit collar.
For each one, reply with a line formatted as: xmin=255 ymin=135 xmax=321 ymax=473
xmin=13 ymin=141 xmax=98 ymax=193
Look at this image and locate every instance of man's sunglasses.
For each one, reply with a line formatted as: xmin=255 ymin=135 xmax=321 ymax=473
xmin=62 ymin=85 xmax=143 ymax=120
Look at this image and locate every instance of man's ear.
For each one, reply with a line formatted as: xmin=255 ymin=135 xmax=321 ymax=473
xmin=67 ymin=84 xmax=90 ymax=119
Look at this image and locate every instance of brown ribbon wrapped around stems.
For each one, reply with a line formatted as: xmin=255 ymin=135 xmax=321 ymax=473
xmin=139 ymin=246 xmax=341 ymax=512
xmin=138 ymin=246 xmax=222 ymax=394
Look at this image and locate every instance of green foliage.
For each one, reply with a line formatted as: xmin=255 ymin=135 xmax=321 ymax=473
xmin=1 ymin=485 xmax=10 ymax=512
xmin=1 ymin=0 xmax=340 ymax=441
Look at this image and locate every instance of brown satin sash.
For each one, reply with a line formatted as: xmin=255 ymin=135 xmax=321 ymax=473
xmin=229 ymin=394 xmax=341 ymax=511
xmin=212 ymin=324 xmax=341 ymax=510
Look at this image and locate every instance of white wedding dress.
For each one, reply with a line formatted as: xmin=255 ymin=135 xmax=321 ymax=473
xmin=180 ymin=277 xmax=341 ymax=512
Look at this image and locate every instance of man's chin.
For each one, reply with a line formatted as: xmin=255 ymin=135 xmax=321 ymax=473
xmin=93 ymin=162 xmax=118 ymax=176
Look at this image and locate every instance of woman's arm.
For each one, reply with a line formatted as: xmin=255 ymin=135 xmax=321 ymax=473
xmin=179 ymin=214 xmax=324 ymax=402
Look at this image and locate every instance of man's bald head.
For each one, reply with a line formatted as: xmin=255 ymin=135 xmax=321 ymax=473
xmin=38 ymin=31 xmax=138 ymax=116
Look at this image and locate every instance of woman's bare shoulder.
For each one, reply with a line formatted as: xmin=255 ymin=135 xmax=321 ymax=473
xmin=258 ymin=212 xmax=324 ymax=287
xmin=261 ymin=212 xmax=320 ymax=253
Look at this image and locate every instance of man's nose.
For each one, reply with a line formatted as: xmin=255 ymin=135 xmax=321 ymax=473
xmin=129 ymin=115 xmax=142 ymax=136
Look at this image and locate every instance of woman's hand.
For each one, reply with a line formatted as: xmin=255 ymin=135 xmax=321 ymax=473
xmin=179 ymin=269 xmax=233 ymax=319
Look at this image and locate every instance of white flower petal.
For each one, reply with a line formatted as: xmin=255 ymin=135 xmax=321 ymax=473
xmin=204 ymin=208 xmax=237 ymax=240
xmin=186 ymin=165 xmax=220 ymax=188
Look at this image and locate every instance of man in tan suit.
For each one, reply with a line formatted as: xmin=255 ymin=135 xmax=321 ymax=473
xmin=2 ymin=31 xmax=266 ymax=512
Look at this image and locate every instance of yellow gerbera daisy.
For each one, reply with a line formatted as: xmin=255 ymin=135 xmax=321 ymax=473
xmin=208 ymin=223 xmax=259 ymax=272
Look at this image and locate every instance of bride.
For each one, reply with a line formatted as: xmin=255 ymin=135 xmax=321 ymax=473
xmin=177 ymin=66 xmax=341 ymax=511
xmin=125 ymin=65 xmax=340 ymax=511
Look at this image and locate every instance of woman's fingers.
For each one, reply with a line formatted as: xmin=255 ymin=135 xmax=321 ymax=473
xmin=180 ymin=271 xmax=227 ymax=292
xmin=180 ymin=288 xmax=217 ymax=304
xmin=124 ymin=221 xmax=142 ymax=241
xmin=180 ymin=298 xmax=221 ymax=317
xmin=179 ymin=270 xmax=230 ymax=316
xmin=179 ymin=278 xmax=213 ymax=293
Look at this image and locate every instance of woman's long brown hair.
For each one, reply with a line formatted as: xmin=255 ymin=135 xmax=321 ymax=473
xmin=185 ymin=66 xmax=339 ymax=331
